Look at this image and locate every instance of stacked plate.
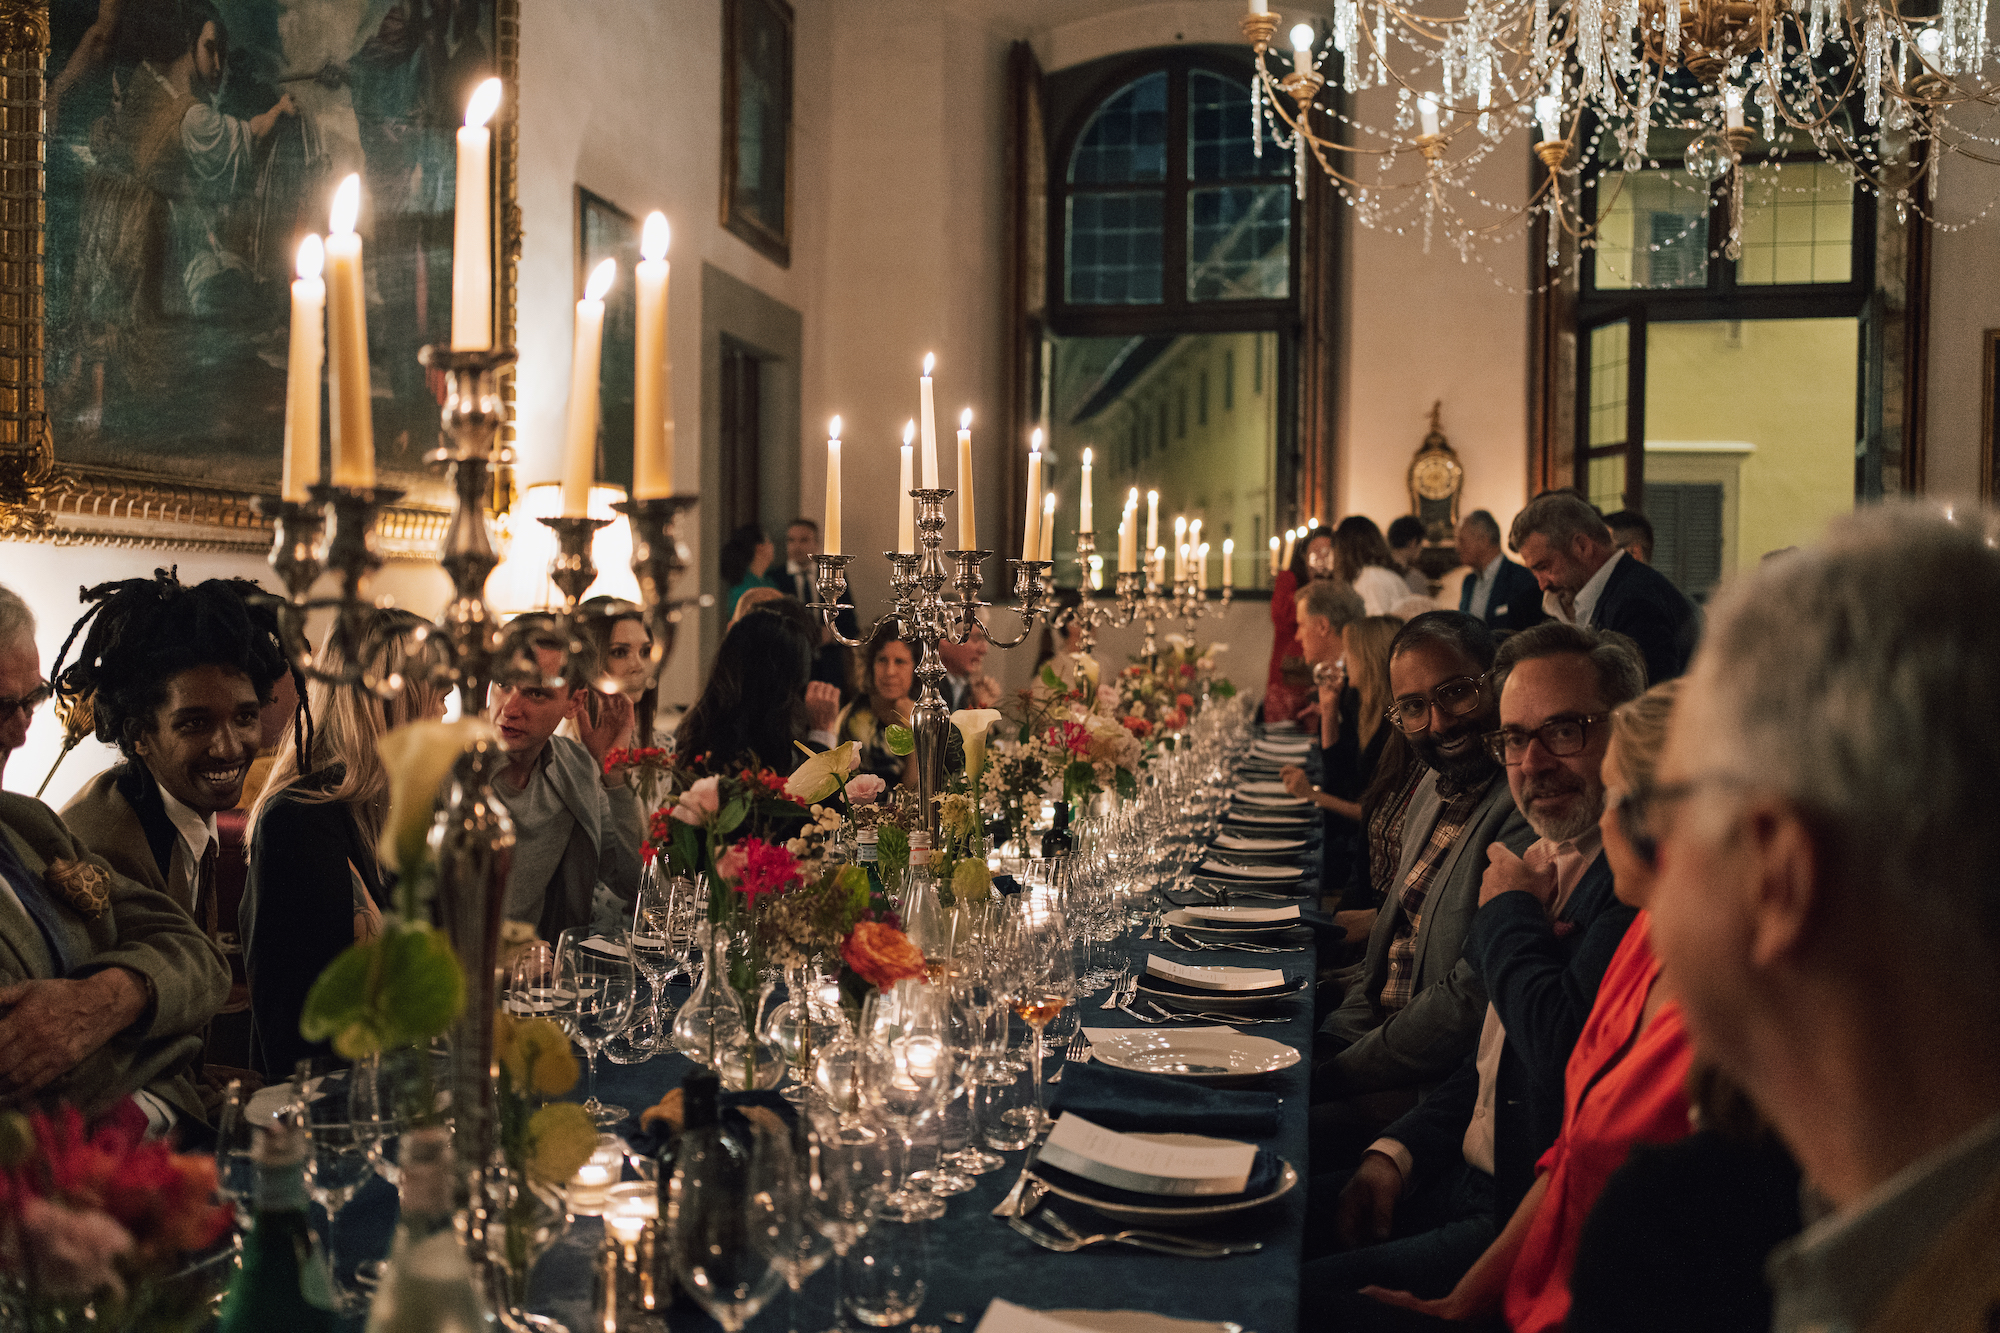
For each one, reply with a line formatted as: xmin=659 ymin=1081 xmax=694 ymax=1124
xmin=1136 ymin=959 xmax=1306 ymax=1014
xmin=1195 ymin=859 xmax=1307 ymax=888
xmin=1032 ymin=1130 xmax=1300 ymax=1225
xmin=1163 ymin=904 xmax=1305 ymax=940
xmin=1210 ymin=832 xmax=1309 ymax=855
xmin=1086 ymin=1027 xmax=1301 ymax=1085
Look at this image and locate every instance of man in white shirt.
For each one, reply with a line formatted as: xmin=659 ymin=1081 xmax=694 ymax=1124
xmin=1509 ymin=491 xmax=1697 ymax=684
xmin=1646 ymin=508 xmax=2000 ymax=1333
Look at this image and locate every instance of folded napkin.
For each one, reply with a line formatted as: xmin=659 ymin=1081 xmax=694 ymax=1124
xmin=1047 ymin=1059 xmax=1281 ymax=1136
xmin=1198 ymin=860 xmax=1303 ymax=880
xmin=1037 ymin=1139 xmax=1285 ymax=1207
xmin=1212 ymin=833 xmax=1306 ymax=851
xmin=1233 ymin=780 xmax=1293 ymax=796
xmin=1233 ymin=792 xmax=1310 ymax=808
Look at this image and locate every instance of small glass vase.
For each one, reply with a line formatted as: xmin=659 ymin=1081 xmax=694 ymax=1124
xmin=670 ymin=921 xmax=784 ymax=1090
xmin=492 ymin=1158 xmax=572 ymax=1329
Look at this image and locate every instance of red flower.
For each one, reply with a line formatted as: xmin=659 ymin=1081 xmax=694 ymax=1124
xmin=1120 ymin=716 xmax=1153 ymax=737
xmin=1178 ymin=663 xmax=1196 ymax=677
xmin=715 ymin=836 xmax=800 ymax=904
xmin=1163 ymin=709 xmax=1187 ymax=730
xmin=840 ymin=922 xmax=928 ymax=990
xmin=1045 ymin=720 xmax=1091 ymax=759
xmin=1176 ymin=692 xmax=1195 ymax=708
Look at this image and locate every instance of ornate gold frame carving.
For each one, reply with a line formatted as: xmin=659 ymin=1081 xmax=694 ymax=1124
xmin=0 ymin=0 xmax=521 ymax=555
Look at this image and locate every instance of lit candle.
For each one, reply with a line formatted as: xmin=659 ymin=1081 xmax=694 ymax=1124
xmin=1418 ymin=94 xmax=1441 ymax=138
xmin=1290 ymin=24 xmax=1315 ymax=76
xmin=1040 ymin=493 xmax=1056 ymax=563
xmin=825 ymin=415 xmax=842 ymax=556
xmin=1173 ymin=516 xmax=1188 ymax=579
xmin=1146 ymin=490 xmax=1160 ymax=550
xmin=1723 ymin=86 xmax=1745 ymax=130
xmin=1535 ymin=95 xmax=1561 ymax=143
xmin=450 ymin=78 xmax=501 ymax=350
xmin=1119 ymin=498 xmax=1137 ymax=570
xmin=1248 ymin=0 xmax=1268 ymax=12
xmin=561 ymin=258 xmax=616 ymax=517
xmin=1199 ymin=541 xmax=1211 ymax=588
xmin=282 ymin=236 xmax=325 ymax=503
xmin=957 ymin=408 xmax=975 ymax=549
xmin=1189 ymin=517 xmax=1202 ymax=554
xmin=1023 ymin=428 xmax=1044 ymax=561
xmin=919 ymin=353 xmax=939 ymax=488
xmin=899 ymin=421 xmax=916 ymax=553
xmin=633 ymin=212 xmax=673 ymax=499
xmin=1153 ymin=546 xmax=1167 ymax=583
xmin=325 ymin=175 xmax=373 ymax=488
xmin=1223 ymin=538 xmax=1235 ymax=587
xmin=1079 ymin=447 xmax=1094 ymax=532
xmin=606 ymin=1210 xmax=646 ymax=1246
xmin=1269 ymin=533 xmax=1281 ymax=576
xmin=1282 ymin=527 xmax=1297 ymax=570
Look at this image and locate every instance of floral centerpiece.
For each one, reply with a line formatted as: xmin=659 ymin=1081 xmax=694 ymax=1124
xmin=490 ymin=1011 xmax=597 ymax=1307
xmin=984 ymin=668 xmax=1142 ymax=838
xmin=0 ymin=1102 xmax=234 ymax=1331
xmin=600 ymin=745 xmax=675 ymax=812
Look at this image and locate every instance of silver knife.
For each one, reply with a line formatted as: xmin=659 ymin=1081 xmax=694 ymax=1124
xmin=991 ymin=1138 xmax=1045 ymax=1217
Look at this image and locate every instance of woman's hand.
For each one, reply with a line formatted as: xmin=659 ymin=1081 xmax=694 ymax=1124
xmin=576 ymin=689 xmax=635 ymax=768
xmin=1280 ymin=765 xmax=1316 ymax=801
xmin=805 ymin=680 xmax=841 ymax=732
xmin=1357 ymin=1287 xmax=1474 ymax=1321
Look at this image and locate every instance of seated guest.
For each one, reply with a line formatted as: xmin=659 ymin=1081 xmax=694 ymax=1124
xmin=491 ymin=629 xmax=643 ymax=940
xmin=1454 ymin=509 xmax=1546 ymax=635
xmin=1268 ymin=525 xmax=1336 ymax=723
xmin=675 ymin=610 xmax=840 ymax=774
xmin=1388 ymin=516 xmax=1433 ymax=597
xmin=242 ymin=610 xmax=446 ymax=1077
xmin=836 ymin=624 xmax=917 ymax=789
xmin=1644 ymin=507 xmax=2000 ymax=1332
xmin=1602 ymin=508 xmax=1654 ymax=565
xmin=1336 ymin=516 xmax=1414 ymax=617
xmin=0 ymin=584 xmax=229 ymax=1133
xmin=52 ymin=571 xmax=297 ymax=929
xmin=575 ymin=596 xmax=665 ymax=748
xmin=1509 ymin=490 xmax=1698 ymax=683
xmin=937 ymin=624 xmax=1001 ymax=712
xmin=1350 ymin=680 xmax=1689 ymax=1331
xmin=1313 ymin=612 xmax=1530 ymax=1156
xmin=720 ymin=523 xmax=785 ymax=619
xmin=1270 ymin=582 xmax=1367 ymax=884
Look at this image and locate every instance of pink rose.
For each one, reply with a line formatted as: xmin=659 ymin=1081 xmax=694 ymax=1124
xmin=671 ymin=774 xmax=722 ymax=826
xmin=715 ymin=842 xmax=749 ymax=885
xmin=844 ymin=774 xmax=887 ymax=804
xmin=17 ymin=1197 xmax=134 ymax=1299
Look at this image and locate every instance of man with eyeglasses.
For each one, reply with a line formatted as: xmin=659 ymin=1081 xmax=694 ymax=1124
xmin=1313 ymin=613 xmax=1530 ymax=1157
xmin=1645 ymin=508 xmax=2000 ymax=1333
xmin=1303 ymin=621 xmax=1646 ymax=1329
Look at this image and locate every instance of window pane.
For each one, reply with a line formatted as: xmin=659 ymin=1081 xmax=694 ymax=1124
xmin=1592 ymin=170 xmax=1709 ymax=290
xmin=1588 ymin=453 xmax=1627 ymax=511
xmin=1188 ymin=185 xmax=1290 ymax=300
xmin=1188 ymin=70 xmax=1287 ymax=181
xmin=1066 ymin=193 xmax=1164 ymax=304
xmin=1588 ymin=321 xmax=1630 ymax=450
xmin=1068 ymin=72 xmax=1167 ymax=185
xmin=1735 ymin=162 xmax=1854 ymax=286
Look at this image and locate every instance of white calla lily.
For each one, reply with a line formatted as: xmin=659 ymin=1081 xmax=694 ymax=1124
xmin=378 ymin=717 xmax=499 ymax=873
xmin=786 ymin=741 xmax=859 ymax=804
xmin=949 ymin=708 xmax=1004 ymax=783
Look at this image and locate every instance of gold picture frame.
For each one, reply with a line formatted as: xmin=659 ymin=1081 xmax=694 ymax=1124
xmin=720 ymin=0 xmax=793 ymax=267
xmin=0 ymin=0 xmax=521 ymax=555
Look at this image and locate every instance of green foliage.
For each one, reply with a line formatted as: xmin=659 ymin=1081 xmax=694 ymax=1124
xmin=1116 ymin=768 xmax=1139 ymax=799
xmin=884 ymin=724 xmax=915 ymax=756
xmin=1041 ymin=664 xmax=1064 ymax=691
xmin=1211 ymin=679 xmax=1237 ymax=699
xmin=300 ymin=919 xmax=465 ymax=1058
xmin=878 ymin=823 xmax=910 ymax=877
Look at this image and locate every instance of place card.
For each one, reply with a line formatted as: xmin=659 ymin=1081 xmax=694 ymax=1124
xmin=1184 ymin=903 xmax=1300 ymax=923
xmin=974 ymin=1301 xmax=1101 ymax=1333
xmin=1146 ymin=955 xmax=1286 ymax=992
xmin=1038 ymin=1113 xmax=1256 ymax=1196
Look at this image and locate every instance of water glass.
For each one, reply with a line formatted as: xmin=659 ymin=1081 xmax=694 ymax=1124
xmin=841 ymin=1217 xmax=928 ymax=1328
xmin=556 ymin=928 xmax=639 ymax=1125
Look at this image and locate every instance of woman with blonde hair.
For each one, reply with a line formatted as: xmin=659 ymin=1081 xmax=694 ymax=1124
xmin=242 ymin=609 xmax=449 ymax=1076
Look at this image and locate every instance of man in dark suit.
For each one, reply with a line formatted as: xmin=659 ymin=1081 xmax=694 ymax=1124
xmin=785 ymin=517 xmax=859 ymax=698
xmin=1509 ymin=491 xmax=1699 ymax=684
xmin=1303 ymin=622 xmax=1645 ymax=1327
xmin=1454 ymin=510 xmax=1546 ymax=634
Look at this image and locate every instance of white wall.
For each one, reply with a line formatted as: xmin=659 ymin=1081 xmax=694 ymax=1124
xmin=1925 ymin=163 xmax=2000 ymax=500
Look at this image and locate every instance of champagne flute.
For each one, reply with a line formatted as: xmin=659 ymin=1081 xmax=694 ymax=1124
xmin=556 ymin=928 xmax=638 ymax=1126
xmin=1001 ymin=898 xmax=1072 ymax=1138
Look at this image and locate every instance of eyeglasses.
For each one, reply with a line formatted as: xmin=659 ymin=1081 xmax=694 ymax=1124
xmin=1482 ymin=714 xmax=1606 ymax=766
xmin=1384 ymin=675 xmax=1487 ymax=734
xmin=0 ymin=683 xmax=49 ymax=718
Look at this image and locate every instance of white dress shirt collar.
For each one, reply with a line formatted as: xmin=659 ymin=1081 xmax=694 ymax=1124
xmin=157 ymin=782 xmax=216 ymax=865
xmin=1572 ymin=548 xmax=1624 ymax=628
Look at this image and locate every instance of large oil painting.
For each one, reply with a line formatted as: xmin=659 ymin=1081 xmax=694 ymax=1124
xmin=43 ymin=0 xmax=503 ymax=496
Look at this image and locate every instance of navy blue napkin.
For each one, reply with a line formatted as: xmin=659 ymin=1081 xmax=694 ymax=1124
xmin=1047 ymin=1059 xmax=1281 ymax=1136
xmin=1037 ymin=1148 xmax=1284 ymax=1208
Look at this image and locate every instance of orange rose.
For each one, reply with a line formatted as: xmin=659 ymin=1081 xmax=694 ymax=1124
xmin=840 ymin=922 xmax=928 ymax=991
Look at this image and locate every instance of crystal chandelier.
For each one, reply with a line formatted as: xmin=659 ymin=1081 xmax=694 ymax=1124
xmin=1244 ymin=0 xmax=1997 ymax=269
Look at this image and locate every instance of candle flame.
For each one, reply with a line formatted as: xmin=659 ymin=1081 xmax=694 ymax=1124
xmin=960 ymin=407 xmax=973 ymax=430
xmin=642 ymin=211 xmax=670 ymax=261
xmin=1082 ymin=447 xmax=1093 ymax=466
xmin=903 ymin=420 xmax=916 ymax=445
xmin=585 ymin=257 xmax=617 ymax=301
xmin=1030 ymin=427 xmax=1043 ymax=452
xmin=295 ymin=233 xmax=324 ymax=281
xmin=1270 ymin=535 xmax=1280 ymax=548
xmin=330 ymin=174 xmax=361 ymax=236
xmin=1147 ymin=489 xmax=1159 ymax=503
xmin=830 ymin=415 xmax=842 ymax=439
xmin=1199 ymin=542 xmax=1210 ymax=556
xmin=1044 ymin=493 xmax=1057 ymax=514
xmin=465 ymin=77 xmax=502 ymax=129
xmin=1224 ymin=538 xmax=1234 ymax=553
xmin=923 ymin=352 xmax=936 ymax=376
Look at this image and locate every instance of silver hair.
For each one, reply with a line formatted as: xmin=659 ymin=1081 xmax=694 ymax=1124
xmin=1684 ymin=503 xmax=2000 ymax=983
xmin=1460 ymin=509 xmax=1502 ymax=544
xmin=1298 ymin=578 xmax=1366 ymax=630
xmin=1509 ymin=490 xmax=1612 ymax=554
xmin=0 ymin=583 xmax=32 ymax=648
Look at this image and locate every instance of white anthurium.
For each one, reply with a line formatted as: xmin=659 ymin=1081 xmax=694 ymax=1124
xmin=786 ymin=741 xmax=859 ymax=805
xmin=378 ymin=717 xmax=499 ymax=873
xmin=949 ymin=708 xmax=1004 ymax=784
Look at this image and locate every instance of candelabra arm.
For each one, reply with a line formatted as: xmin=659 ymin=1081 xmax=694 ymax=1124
xmin=615 ymin=495 xmax=703 ymax=692
xmin=809 ymin=554 xmax=877 ymax=648
xmin=421 ymin=345 xmax=515 ymax=712
xmin=252 ymin=495 xmax=324 ymax=675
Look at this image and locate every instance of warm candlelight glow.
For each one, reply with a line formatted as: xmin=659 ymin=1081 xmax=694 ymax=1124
xmin=831 ymin=415 xmax=842 ymax=437
xmin=325 ymin=174 xmax=372 ymax=486
xmin=642 ymin=211 xmax=671 ymax=260
xmin=632 ymin=212 xmax=673 ymax=497
xmin=585 ymin=256 xmax=617 ymax=301
xmin=330 ymin=173 xmax=360 ymax=236
xmin=960 ymin=407 xmax=972 ymax=429
xmin=465 ymin=76 xmax=502 ymax=128
xmin=924 ymin=352 xmax=936 ymax=376
xmin=296 ymin=233 xmax=324 ymax=280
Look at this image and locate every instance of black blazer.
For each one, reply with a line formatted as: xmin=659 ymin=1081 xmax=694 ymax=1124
xmin=1460 ymin=557 xmax=1548 ymax=633
xmin=1383 ymin=852 xmax=1635 ymax=1218
xmin=1591 ymin=554 xmax=1700 ymax=684
xmin=244 ymin=777 xmax=389 ymax=1078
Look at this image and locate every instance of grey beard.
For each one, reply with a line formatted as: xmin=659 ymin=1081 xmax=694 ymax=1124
xmin=1524 ymin=786 xmax=1605 ymax=843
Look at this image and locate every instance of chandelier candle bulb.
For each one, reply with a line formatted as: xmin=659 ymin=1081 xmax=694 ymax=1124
xmin=1418 ymin=94 xmax=1441 ymax=138
xmin=1535 ymin=94 xmax=1561 ymax=141
xmin=1289 ymin=23 xmax=1315 ymax=74
xmin=900 ymin=422 xmax=917 ymax=553
xmin=957 ymin=409 xmax=976 ymax=548
xmin=325 ymin=174 xmax=374 ymax=488
xmin=1723 ymin=86 xmax=1745 ymax=129
xmin=282 ymin=236 xmax=325 ymax=503
xmin=1223 ymin=538 xmax=1234 ymax=587
xmin=561 ymin=258 xmax=617 ymax=517
xmin=1041 ymin=492 xmax=1056 ymax=563
xmin=1023 ymin=429 xmax=1044 ymax=561
xmin=825 ymin=416 xmax=842 ymax=555
xmin=1146 ymin=490 xmax=1160 ymax=550
xmin=450 ymin=77 xmax=501 ymax=350
xmin=633 ymin=213 xmax=673 ymax=499
xmin=1079 ymin=448 xmax=1093 ymax=531
xmin=919 ymin=353 xmax=939 ymax=488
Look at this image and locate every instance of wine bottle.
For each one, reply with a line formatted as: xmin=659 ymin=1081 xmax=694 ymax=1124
xmin=216 ymin=1112 xmax=338 ymax=1333
xmin=363 ymin=1126 xmax=487 ymax=1333
xmin=857 ymin=828 xmax=884 ymax=897
xmin=1040 ymin=800 xmax=1074 ymax=858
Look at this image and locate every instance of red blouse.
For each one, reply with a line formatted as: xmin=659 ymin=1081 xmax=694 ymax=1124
xmin=1266 ymin=569 xmax=1305 ymax=722
xmin=1504 ymin=911 xmax=1693 ymax=1333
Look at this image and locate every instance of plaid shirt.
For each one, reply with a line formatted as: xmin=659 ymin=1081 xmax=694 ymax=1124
xmin=1366 ymin=764 xmax=1427 ymax=910
xmin=1378 ymin=774 xmax=1494 ymax=1014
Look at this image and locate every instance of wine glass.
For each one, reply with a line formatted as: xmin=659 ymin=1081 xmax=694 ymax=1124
xmin=297 ymin=1068 xmax=374 ymax=1312
xmin=998 ymin=897 xmax=1072 ymax=1139
xmin=556 ymin=928 xmax=639 ymax=1125
xmin=841 ymin=1215 xmax=928 ymax=1329
xmin=746 ymin=1120 xmax=836 ymax=1333
xmin=671 ymin=1120 xmax=783 ymax=1331
xmin=856 ymin=981 xmax=950 ymax=1222
xmin=505 ymin=939 xmax=560 ymax=1019
xmin=213 ymin=1079 xmax=257 ymax=1241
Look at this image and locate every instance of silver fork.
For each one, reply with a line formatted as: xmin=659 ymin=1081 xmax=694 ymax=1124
xmin=1099 ymin=976 xmax=1138 ymax=1010
xmin=1049 ymin=1031 xmax=1091 ymax=1083
xmin=1039 ymin=1209 xmax=1264 ymax=1258
xmin=1144 ymin=1001 xmax=1289 ymax=1025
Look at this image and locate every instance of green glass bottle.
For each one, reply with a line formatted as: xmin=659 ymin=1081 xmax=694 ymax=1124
xmin=857 ymin=828 xmax=884 ymax=897
xmin=216 ymin=1113 xmax=339 ymax=1333
xmin=1040 ymin=800 xmax=1075 ymax=858
xmin=363 ymin=1126 xmax=488 ymax=1333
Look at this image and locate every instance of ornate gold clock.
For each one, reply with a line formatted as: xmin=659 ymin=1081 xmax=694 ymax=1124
xmin=1406 ymin=401 xmax=1464 ymax=541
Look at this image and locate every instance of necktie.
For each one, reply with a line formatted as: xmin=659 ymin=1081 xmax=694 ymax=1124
xmin=196 ymin=841 xmax=220 ymax=943
xmin=0 ymin=836 xmax=75 ymax=977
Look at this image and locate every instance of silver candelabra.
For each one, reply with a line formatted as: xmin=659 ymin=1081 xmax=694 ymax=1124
xmin=1057 ymin=530 xmax=1233 ymax=662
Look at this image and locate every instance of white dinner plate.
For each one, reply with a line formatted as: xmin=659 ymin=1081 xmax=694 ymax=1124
xmin=1033 ymin=1135 xmax=1299 ymax=1225
xmin=1137 ymin=974 xmax=1306 ymax=1014
xmin=1042 ymin=1310 xmax=1243 ymax=1333
xmin=1222 ymin=810 xmax=1316 ymax=828
xmin=1197 ymin=860 xmax=1305 ymax=881
xmin=1164 ymin=908 xmax=1299 ymax=938
xmin=1211 ymin=833 xmax=1308 ymax=853
xmin=1088 ymin=1028 xmax=1301 ymax=1083
xmin=1232 ymin=780 xmax=1294 ymax=796
xmin=1231 ymin=792 xmax=1311 ymax=809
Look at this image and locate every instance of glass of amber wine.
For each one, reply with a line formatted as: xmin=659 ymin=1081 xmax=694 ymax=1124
xmin=1000 ymin=896 xmax=1072 ymax=1138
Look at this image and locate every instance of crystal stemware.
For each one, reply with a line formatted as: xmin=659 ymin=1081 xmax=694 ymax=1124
xmin=556 ymin=928 xmax=639 ymax=1126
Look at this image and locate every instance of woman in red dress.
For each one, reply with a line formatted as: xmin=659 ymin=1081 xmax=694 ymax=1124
xmin=1266 ymin=526 xmax=1334 ymax=723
